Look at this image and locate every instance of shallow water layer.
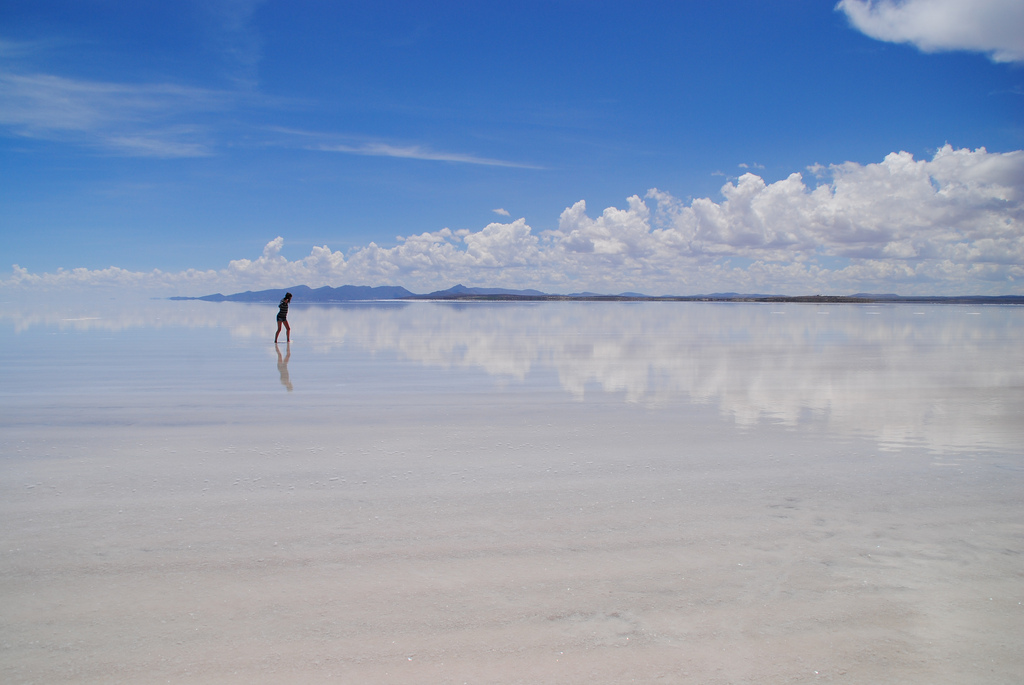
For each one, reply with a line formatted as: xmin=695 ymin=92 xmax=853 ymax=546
xmin=1 ymin=301 xmax=1022 ymax=683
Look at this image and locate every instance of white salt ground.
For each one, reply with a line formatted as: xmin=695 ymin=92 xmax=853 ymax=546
xmin=1 ymin=301 xmax=1022 ymax=683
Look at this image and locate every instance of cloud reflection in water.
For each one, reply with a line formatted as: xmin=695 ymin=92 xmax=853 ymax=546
xmin=5 ymin=300 xmax=1021 ymax=453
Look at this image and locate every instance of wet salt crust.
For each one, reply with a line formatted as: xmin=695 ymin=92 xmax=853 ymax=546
xmin=2 ymin=301 xmax=1022 ymax=684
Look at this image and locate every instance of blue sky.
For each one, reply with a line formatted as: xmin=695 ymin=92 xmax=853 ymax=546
xmin=2 ymin=0 xmax=1023 ymax=295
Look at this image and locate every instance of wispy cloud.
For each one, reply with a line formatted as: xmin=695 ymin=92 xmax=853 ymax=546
xmin=315 ymin=142 xmax=542 ymax=169
xmin=837 ymin=0 xmax=1024 ymax=63
xmin=200 ymin=0 xmax=267 ymax=89
xmin=0 ymin=38 xmax=48 ymax=59
xmin=0 ymin=2 xmax=269 ymax=157
xmin=104 ymin=133 xmax=214 ymax=158
xmin=267 ymin=126 xmax=543 ymax=168
xmin=493 ymin=208 xmax=511 ymax=216
xmin=0 ymin=67 xmax=542 ymax=164
xmin=989 ymin=84 xmax=1024 ymax=96
xmin=0 ymin=70 xmax=236 ymax=156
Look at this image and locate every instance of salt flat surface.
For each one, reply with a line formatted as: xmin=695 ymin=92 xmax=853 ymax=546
xmin=1 ymin=300 xmax=1022 ymax=683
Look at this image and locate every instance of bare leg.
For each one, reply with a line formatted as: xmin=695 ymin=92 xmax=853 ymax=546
xmin=275 ymin=320 xmax=283 ymax=343
xmin=283 ymin=320 xmax=291 ymax=342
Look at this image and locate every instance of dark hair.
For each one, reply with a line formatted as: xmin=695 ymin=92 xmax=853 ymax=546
xmin=284 ymin=292 xmax=292 ymax=299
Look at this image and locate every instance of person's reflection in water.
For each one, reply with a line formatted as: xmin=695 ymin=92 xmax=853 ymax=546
xmin=276 ymin=342 xmax=293 ymax=392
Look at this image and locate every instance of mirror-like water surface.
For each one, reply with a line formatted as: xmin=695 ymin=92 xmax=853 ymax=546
xmin=3 ymin=300 xmax=1021 ymax=453
xmin=2 ymin=300 xmax=1022 ymax=684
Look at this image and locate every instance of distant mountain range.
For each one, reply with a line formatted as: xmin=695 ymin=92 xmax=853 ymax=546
xmin=170 ymin=285 xmax=1024 ymax=304
xmin=172 ymin=284 xmax=415 ymax=302
xmin=171 ymin=284 xmax=775 ymax=302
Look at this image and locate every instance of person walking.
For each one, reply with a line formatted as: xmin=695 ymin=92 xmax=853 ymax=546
xmin=275 ymin=292 xmax=292 ymax=343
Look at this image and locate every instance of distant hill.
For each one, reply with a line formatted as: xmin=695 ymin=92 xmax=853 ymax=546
xmin=415 ymin=284 xmax=551 ymax=298
xmin=171 ymin=284 xmax=414 ymax=302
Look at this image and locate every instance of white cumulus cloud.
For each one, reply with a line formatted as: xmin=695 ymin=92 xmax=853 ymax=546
xmin=837 ymin=0 xmax=1024 ymax=63
xmin=4 ymin=146 xmax=1022 ymax=297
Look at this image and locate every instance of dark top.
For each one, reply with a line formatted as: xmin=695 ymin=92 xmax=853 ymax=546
xmin=277 ymin=297 xmax=289 ymax=320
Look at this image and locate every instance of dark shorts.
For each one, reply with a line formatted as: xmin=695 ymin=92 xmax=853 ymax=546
xmin=277 ymin=314 xmax=287 ymax=322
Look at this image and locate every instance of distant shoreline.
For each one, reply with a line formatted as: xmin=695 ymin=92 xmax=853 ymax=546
xmin=170 ymin=283 xmax=1024 ymax=304
xmin=400 ymin=294 xmax=1024 ymax=304
xmin=171 ymin=291 xmax=1024 ymax=305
